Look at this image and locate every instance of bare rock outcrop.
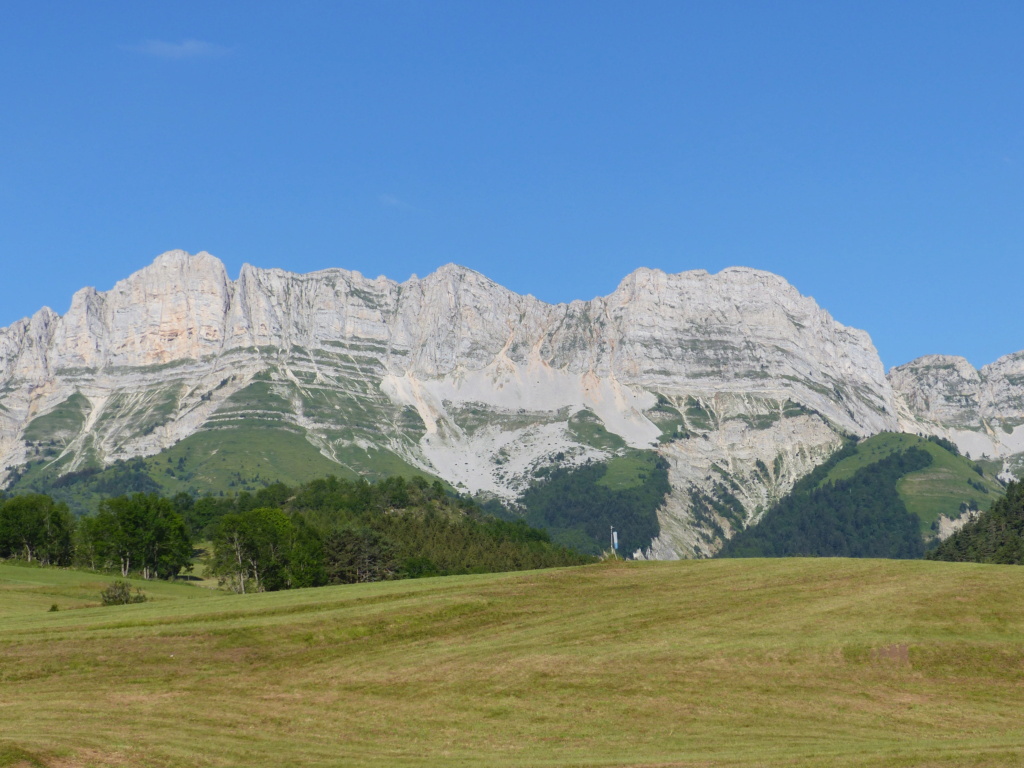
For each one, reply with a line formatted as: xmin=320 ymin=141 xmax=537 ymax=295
xmin=0 ymin=250 xmax=903 ymax=557
xmin=890 ymin=352 xmax=1024 ymax=478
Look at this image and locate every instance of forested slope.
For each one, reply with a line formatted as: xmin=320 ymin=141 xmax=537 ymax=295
xmin=718 ymin=433 xmax=1006 ymax=559
xmin=928 ymin=480 xmax=1024 ymax=564
xmin=719 ymin=446 xmax=929 ymax=559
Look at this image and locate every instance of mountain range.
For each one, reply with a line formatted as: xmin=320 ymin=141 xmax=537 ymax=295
xmin=2 ymin=250 xmax=1021 ymax=557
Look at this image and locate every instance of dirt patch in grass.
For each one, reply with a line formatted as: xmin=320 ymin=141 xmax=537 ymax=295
xmin=873 ymin=643 xmax=910 ymax=665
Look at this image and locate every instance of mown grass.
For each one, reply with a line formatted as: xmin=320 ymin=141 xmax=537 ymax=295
xmin=2 ymin=558 xmax=1024 ymax=767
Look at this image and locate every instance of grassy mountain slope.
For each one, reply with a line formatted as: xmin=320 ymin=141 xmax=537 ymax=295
xmin=719 ymin=445 xmax=930 ymax=558
xmin=821 ymin=432 xmax=1004 ymax=533
xmin=517 ymin=449 xmax=668 ymax=555
xmin=8 ymin=425 xmax=436 ymax=515
xmin=3 ymin=558 xmax=1024 ymax=767
xmin=720 ymin=433 xmax=1006 ymax=558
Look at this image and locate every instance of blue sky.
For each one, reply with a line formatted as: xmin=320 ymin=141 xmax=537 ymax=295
xmin=2 ymin=1 xmax=1022 ymax=370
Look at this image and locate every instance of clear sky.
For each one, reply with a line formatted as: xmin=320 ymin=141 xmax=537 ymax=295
xmin=2 ymin=1 xmax=1022 ymax=370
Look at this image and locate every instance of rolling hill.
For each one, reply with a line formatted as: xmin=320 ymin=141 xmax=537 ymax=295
xmin=820 ymin=432 xmax=1005 ymax=535
xmin=2 ymin=558 xmax=1024 ymax=767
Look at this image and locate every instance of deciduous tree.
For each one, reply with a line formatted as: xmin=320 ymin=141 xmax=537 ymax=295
xmin=0 ymin=494 xmax=74 ymax=565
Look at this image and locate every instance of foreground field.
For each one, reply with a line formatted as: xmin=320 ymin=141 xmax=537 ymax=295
xmin=1 ymin=559 xmax=1023 ymax=767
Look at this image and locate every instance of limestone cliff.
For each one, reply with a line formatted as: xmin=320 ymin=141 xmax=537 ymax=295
xmin=0 ymin=250 xmax=902 ymax=557
xmin=890 ymin=353 xmax=1024 ymax=478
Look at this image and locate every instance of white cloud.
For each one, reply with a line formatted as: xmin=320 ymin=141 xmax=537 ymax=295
xmin=125 ymin=39 xmax=231 ymax=59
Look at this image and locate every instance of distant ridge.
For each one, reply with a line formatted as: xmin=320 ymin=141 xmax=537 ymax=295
xmin=2 ymin=250 xmax=1022 ymax=556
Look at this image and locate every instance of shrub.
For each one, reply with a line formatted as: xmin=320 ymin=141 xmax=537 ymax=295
xmin=100 ymin=580 xmax=147 ymax=606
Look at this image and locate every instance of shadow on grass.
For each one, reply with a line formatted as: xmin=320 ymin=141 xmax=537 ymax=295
xmin=0 ymin=741 xmax=49 ymax=767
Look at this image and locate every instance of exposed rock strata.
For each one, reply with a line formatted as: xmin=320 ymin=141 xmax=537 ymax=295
xmin=890 ymin=353 xmax=1024 ymax=478
xmin=1 ymin=250 xmax=903 ymax=557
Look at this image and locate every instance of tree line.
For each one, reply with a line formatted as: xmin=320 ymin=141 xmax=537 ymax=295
xmin=0 ymin=474 xmax=594 ymax=591
xmin=0 ymin=492 xmax=194 ymax=577
xmin=203 ymin=475 xmax=593 ymax=593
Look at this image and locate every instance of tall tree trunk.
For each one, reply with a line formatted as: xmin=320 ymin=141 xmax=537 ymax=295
xmin=233 ymin=537 xmax=246 ymax=594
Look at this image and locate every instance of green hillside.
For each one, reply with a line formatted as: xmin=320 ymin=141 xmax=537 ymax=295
xmin=821 ymin=432 xmax=1004 ymax=533
xmin=518 ymin=450 xmax=669 ymax=555
xmin=7 ymin=425 xmax=436 ymax=515
xmin=719 ymin=444 xmax=929 ymax=558
xmin=2 ymin=558 xmax=1024 ymax=767
xmin=720 ymin=433 xmax=1006 ymax=558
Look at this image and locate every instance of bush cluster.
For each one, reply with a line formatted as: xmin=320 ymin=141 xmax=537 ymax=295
xmin=99 ymin=580 xmax=148 ymax=606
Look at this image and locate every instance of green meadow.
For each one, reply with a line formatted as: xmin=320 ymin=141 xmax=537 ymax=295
xmin=821 ymin=433 xmax=1005 ymax=531
xmin=2 ymin=558 xmax=1024 ymax=767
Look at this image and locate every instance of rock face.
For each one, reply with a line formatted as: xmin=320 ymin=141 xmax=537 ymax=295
xmin=890 ymin=353 xmax=1024 ymax=478
xmin=0 ymin=250 xmax=903 ymax=557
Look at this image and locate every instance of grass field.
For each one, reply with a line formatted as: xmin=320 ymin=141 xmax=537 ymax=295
xmin=2 ymin=558 xmax=1024 ymax=767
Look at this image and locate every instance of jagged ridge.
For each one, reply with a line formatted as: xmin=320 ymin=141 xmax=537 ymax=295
xmin=890 ymin=353 xmax=1024 ymax=479
xmin=1 ymin=250 xmax=909 ymax=557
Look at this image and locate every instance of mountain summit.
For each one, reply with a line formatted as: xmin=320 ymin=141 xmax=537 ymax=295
xmin=1 ymin=251 xmax=1019 ymax=556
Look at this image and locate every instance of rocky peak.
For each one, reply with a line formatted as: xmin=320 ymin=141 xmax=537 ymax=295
xmin=890 ymin=352 xmax=1024 ymax=476
xmin=0 ymin=250 xmax=917 ymax=557
xmin=890 ymin=355 xmax=982 ymax=425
